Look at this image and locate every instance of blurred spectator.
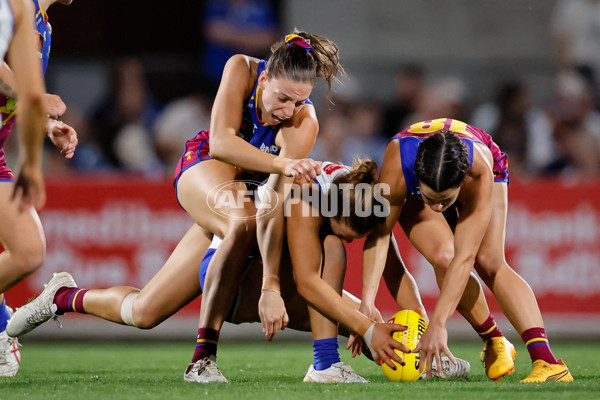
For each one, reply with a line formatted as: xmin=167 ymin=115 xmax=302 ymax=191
xmin=91 ymin=57 xmax=163 ymax=173
xmin=404 ymin=76 xmax=468 ymax=126
xmin=201 ymin=0 xmax=279 ymax=83
xmin=551 ymin=0 xmax=600 ymax=108
xmin=380 ymin=64 xmax=425 ymax=137
xmin=544 ymin=71 xmax=600 ymax=179
xmin=471 ymin=81 xmax=553 ymax=176
xmin=153 ymin=78 xmax=217 ymax=172
xmin=311 ymin=78 xmax=387 ymax=166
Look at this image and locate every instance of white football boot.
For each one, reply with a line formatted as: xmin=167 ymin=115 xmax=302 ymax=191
xmin=184 ymin=355 xmax=228 ymax=383
xmin=0 ymin=307 xmax=21 ymax=376
xmin=6 ymin=272 xmax=77 ymax=337
xmin=303 ymin=362 xmax=369 ymax=383
xmin=424 ymin=356 xmax=471 ymax=379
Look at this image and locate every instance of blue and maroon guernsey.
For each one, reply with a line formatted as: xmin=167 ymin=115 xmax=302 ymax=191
xmin=391 ymin=118 xmax=509 ymax=198
xmin=0 ymin=0 xmax=51 ymax=181
xmin=175 ymin=59 xmax=313 ymax=183
xmin=33 ymin=0 xmax=51 ymax=74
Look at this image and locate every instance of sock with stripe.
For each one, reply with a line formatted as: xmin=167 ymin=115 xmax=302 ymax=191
xmin=191 ymin=328 xmax=219 ymax=365
xmin=0 ymin=298 xmax=11 ymax=332
xmin=54 ymin=287 xmax=89 ymax=315
xmin=521 ymin=327 xmax=558 ymax=364
xmin=473 ymin=314 xmax=504 ymax=342
xmin=313 ymin=337 xmax=340 ymax=371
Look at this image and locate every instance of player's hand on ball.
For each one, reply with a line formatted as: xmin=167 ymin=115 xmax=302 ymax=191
xmin=412 ymin=321 xmax=456 ymax=379
xmin=258 ymin=289 xmax=289 ymax=342
xmin=373 ymin=322 xmax=410 ymax=370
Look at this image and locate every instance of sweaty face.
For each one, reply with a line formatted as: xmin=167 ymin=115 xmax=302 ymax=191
xmin=258 ymin=72 xmax=313 ymax=126
xmin=419 ymin=182 xmax=460 ymax=213
xmin=329 ymin=219 xmax=366 ymax=243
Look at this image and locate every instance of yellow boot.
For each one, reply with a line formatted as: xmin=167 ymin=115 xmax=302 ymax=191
xmin=520 ymin=359 xmax=574 ymax=383
xmin=481 ymin=337 xmax=517 ymax=381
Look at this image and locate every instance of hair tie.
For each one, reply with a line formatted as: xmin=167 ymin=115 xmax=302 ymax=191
xmin=285 ymin=34 xmax=312 ymax=53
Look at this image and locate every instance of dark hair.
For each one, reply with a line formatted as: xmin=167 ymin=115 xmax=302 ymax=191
xmin=329 ymin=158 xmax=386 ymax=236
xmin=267 ymin=30 xmax=345 ymax=93
xmin=415 ymin=131 xmax=469 ymax=192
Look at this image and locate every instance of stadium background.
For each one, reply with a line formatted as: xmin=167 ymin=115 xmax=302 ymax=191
xmin=5 ymin=0 xmax=600 ymax=342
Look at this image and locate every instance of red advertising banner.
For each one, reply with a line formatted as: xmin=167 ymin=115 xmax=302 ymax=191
xmin=5 ymin=177 xmax=600 ymax=322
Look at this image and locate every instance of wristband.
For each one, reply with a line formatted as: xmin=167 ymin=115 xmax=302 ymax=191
xmin=363 ymin=322 xmax=376 ymax=351
xmin=261 ymin=288 xmax=281 ymax=295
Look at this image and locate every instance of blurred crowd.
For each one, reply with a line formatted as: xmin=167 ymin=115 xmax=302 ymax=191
xmin=11 ymin=0 xmax=600 ymax=181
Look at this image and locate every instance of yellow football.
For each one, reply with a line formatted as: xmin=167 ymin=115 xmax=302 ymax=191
xmin=381 ymin=309 xmax=428 ymax=381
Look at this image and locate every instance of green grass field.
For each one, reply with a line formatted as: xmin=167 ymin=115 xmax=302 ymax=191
xmin=1 ymin=339 xmax=598 ymax=400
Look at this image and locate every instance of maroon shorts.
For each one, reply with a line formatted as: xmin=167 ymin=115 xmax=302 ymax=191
xmin=0 ymin=152 xmax=13 ymax=181
xmin=493 ymin=151 xmax=510 ymax=183
xmin=173 ymin=130 xmax=211 ymax=186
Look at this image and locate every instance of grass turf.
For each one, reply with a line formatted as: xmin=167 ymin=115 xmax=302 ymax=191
xmin=1 ymin=340 xmax=598 ymax=400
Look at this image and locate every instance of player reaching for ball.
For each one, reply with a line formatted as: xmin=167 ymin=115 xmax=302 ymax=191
xmin=360 ymin=118 xmax=573 ymax=383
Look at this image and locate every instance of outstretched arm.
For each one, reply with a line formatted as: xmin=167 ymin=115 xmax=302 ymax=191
xmin=256 ymin=115 xmax=319 ymax=341
xmin=358 ymin=140 xmax=408 ymax=324
xmin=287 ymin=189 xmax=410 ymax=369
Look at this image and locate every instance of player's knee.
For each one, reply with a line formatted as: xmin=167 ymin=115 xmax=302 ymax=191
xmin=11 ymin=242 xmax=45 ymax=276
xmin=120 ymin=292 xmax=163 ymax=330
xmin=475 ymin=251 xmax=503 ymax=281
xmin=224 ymin=218 xmax=256 ymax=244
xmin=323 ymin=235 xmax=346 ymax=267
xmin=130 ymin=296 xmax=164 ymax=330
xmin=429 ymin=246 xmax=453 ymax=274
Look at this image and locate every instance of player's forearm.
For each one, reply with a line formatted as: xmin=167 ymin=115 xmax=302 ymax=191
xmin=18 ymin=94 xmax=46 ymax=167
xmin=257 ymin=211 xmax=284 ymax=292
xmin=429 ymin=256 xmax=474 ymax=326
xmin=361 ymin=231 xmax=391 ymax=305
xmin=209 ymin=132 xmax=287 ymax=174
xmin=296 ymin=274 xmax=374 ymax=336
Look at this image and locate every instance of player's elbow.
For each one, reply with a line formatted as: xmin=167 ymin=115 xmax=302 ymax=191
xmin=208 ymin=135 xmax=227 ymax=161
xmin=295 ymin=275 xmax=319 ymax=302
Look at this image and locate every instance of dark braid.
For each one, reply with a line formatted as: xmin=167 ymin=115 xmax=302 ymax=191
xmin=415 ymin=131 xmax=469 ymax=192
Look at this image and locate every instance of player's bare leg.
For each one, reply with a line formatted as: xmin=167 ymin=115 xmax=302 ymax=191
xmin=180 ymin=160 xmax=258 ymax=383
xmin=83 ymin=223 xmax=210 ymax=326
xmin=474 ymin=182 xmax=572 ymax=382
xmin=0 ymin=182 xmax=47 ymax=375
xmin=7 ymin=222 xmax=212 ymax=339
xmin=0 ymin=182 xmax=45 ymax=293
